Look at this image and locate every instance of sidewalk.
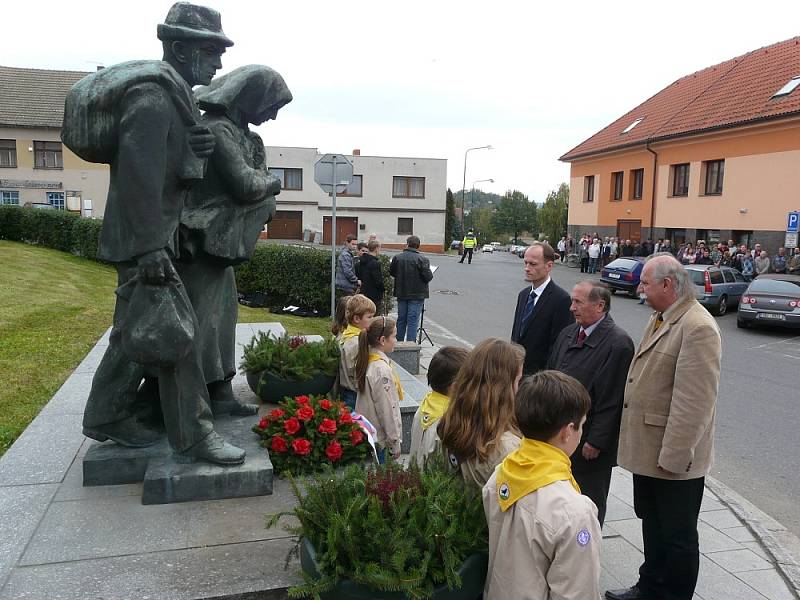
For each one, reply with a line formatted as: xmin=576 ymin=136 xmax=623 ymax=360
xmin=417 ymin=342 xmax=799 ymax=600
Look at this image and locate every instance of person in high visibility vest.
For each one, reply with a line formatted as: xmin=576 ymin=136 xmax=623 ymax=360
xmin=460 ymin=230 xmax=478 ymax=264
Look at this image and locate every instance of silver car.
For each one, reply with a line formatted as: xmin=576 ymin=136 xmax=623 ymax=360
xmin=684 ymin=265 xmax=749 ymax=316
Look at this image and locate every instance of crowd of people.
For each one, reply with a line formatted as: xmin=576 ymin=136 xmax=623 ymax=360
xmin=329 ymin=241 xmax=722 ymax=599
xmin=558 ymin=233 xmax=800 ymax=278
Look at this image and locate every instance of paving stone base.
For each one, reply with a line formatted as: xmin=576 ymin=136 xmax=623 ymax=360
xmin=84 ymin=416 xmax=274 ymax=505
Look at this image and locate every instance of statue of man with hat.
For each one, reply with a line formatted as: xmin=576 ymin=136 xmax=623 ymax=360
xmin=62 ymin=2 xmax=245 ymax=465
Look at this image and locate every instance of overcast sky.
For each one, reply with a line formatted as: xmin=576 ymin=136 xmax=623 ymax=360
xmin=5 ymin=1 xmax=800 ymax=201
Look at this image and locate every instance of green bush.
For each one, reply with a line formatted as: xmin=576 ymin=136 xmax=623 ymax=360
xmin=240 ymin=332 xmax=340 ymax=379
xmin=235 ymin=244 xmax=394 ymax=316
xmin=0 ymin=206 xmax=103 ymax=259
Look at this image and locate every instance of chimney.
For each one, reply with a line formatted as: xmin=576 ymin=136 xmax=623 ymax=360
xmin=352 ymin=149 xmax=360 ymax=156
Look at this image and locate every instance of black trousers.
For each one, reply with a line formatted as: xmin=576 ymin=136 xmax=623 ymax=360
xmin=459 ymin=247 xmax=473 ymax=263
xmin=571 ymin=457 xmax=612 ymax=527
xmin=633 ymin=474 xmax=705 ymax=600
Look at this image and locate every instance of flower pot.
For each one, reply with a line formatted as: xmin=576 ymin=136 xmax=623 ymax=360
xmin=299 ymin=537 xmax=487 ymax=600
xmin=246 ymin=370 xmax=335 ymax=404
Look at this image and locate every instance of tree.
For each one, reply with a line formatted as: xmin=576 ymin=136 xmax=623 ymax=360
xmin=445 ymin=188 xmax=458 ymax=244
xmin=489 ymin=190 xmax=537 ymax=243
xmin=538 ymin=183 xmax=569 ymax=246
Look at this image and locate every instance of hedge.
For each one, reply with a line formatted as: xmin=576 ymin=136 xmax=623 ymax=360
xmin=0 ymin=206 xmax=393 ymax=315
xmin=234 ymin=244 xmax=394 ymax=316
xmin=0 ymin=205 xmax=102 ymax=257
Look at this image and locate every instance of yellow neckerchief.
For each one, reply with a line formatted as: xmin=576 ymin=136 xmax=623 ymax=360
xmin=368 ymin=353 xmax=404 ymax=400
xmin=496 ymin=438 xmax=580 ymax=512
xmin=418 ymin=391 xmax=449 ymax=430
xmin=341 ymin=324 xmax=362 ymax=341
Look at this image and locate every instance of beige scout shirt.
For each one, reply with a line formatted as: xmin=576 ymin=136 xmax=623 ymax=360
xmin=409 ymin=407 xmax=439 ymax=469
xmin=482 ymin=472 xmax=601 ymax=600
xmin=355 ymin=351 xmax=402 ymax=456
xmin=337 ymin=335 xmax=360 ymax=391
xmin=442 ymin=431 xmax=521 ymax=491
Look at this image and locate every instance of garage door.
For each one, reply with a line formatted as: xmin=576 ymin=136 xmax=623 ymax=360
xmin=269 ymin=211 xmax=303 ymax=239
xmin=323 ymin=217 xmax=358 ymax=246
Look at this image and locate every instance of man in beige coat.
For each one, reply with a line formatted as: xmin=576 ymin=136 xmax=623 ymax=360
xmin=607 ymin=254 xmax=721 ymax=600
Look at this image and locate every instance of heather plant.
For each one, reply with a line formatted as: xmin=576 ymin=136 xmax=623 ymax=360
xmin=268 ymin=457 xmax=488 ymax=599
xmin=240 ymin=332 xmax=339 ymax=381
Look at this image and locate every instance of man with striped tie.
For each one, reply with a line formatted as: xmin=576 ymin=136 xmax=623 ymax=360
xmin=510 ymin=242 xmax=573 ymax=375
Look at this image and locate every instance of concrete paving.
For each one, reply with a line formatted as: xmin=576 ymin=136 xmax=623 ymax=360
xmin=0 ymin=322 xmax=797 ymax=599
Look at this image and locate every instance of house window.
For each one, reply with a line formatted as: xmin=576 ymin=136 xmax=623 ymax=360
xmin=268 ymin=167 xmax=302 ymax=190
xmin=621 ymin=117 xmax=644 ymax=134
xmin=34 ymin=141 xmax=63 ymax=169
xmin=583 ymin=176 xmax=595 ymax=202
xmin=671 ymin=163 xmax=689 ymax=196
xmin=772 ymin=76 xmax=800 ymax=98
xmin=0 ymin=139 xmax=17 ymax=168
xmin=47 ymin=191 xmax=65 ymax=210
xmin=397 ymin=217 xmax=414 ymax=235
xmin=631 ymin=168 xmax=644 ymax=200
xmin=612 ymin=172 xmax=623 ymax=201
xmin=339 ymin=174 xmax=363 ymax=197
xmin=392 ymin=176 xmax=425 ymax=198
xmin=1 ymin=190 xmax=20 ymax=205
xmin=704 ymin=159 xmax=724 ymax=195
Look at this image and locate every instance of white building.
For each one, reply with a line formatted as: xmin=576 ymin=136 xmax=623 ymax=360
xmin=266 ymin=146 xmax=447 ymax=252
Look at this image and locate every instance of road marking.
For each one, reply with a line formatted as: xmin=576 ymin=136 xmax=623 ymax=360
xmin=745 ymin=335 xmax=800 ymax=350
xmin=419 ymin=316 xmax=475 ymax=349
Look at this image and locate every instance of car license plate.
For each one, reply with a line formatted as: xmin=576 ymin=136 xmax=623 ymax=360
xmin=757 ymin=313 xmax=785 ymax=321
xmin=608 ymin=273 xmax=621 ymax=279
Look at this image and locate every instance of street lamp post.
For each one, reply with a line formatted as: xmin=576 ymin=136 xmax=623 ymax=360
xmin=470 ymin=178 xmax=494 ymax=230
xmin=461 ymin=145 xmax=492 ymax=231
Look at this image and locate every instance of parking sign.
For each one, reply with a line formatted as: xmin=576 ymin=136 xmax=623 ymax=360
xmin=788 ymin=211 xmax=800 ymax=233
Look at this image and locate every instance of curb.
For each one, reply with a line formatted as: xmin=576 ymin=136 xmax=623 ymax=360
xmin=705 ymin=476 xmax=800 ymax=599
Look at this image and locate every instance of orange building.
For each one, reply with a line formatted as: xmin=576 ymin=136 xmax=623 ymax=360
xmin=560 ymin=37 xmax=800 ymax=251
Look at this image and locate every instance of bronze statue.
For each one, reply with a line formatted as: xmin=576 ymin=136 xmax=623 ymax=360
xmin=61 ymin=2 xmax=245 ymax=465
xmin=178 ymin=65 xmax=292 ymax=416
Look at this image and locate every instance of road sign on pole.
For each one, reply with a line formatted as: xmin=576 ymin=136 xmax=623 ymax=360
xmin=787 ymin=211 xmax=799 ymax=233
xmin=314 ymin=154 xmax=355 ymax=318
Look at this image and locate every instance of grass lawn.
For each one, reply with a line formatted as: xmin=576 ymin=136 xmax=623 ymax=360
xmin=0 ymin=241 xmax=330 ymax=457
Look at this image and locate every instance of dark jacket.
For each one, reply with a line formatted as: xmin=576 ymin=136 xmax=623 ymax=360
xmin=389 ymin=248 xmax=433 ymax=300
xmin=359 ymin=253 xmax=384 ymax=306
xmin=335 ymin=247 xmax=359 ymax=292
xmin=510 ymin=280 xmax=573 ymax=375
xmin=547 ymin=315 xmax=635 ymax=468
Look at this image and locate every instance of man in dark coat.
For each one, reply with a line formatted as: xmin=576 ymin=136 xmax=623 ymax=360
xmin=63 ymin=3 xmax=245 ymax=465
xmin=511 ymin=242 xmax=573 ymax=375
xmin=390 ymin=235 xmax=434 ymax=341
xmin=359 ymin=240 xmax=385 ymax=314
xmin=548 ymin=280 xmax=634 ymax=525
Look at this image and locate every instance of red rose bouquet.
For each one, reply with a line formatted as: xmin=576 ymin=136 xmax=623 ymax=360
xmin=253 ymin=394 xmax=370 ymax=474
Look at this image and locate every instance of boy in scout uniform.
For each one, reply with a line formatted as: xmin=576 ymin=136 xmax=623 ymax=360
xmin=482 ymin=370 xmax=601 ymax=600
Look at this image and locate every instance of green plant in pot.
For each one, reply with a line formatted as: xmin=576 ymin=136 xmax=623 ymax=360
xmin=241 ymin=333 xmax=340 ymax=403
xmin=268 ymin=457 xmax=489 ymax=599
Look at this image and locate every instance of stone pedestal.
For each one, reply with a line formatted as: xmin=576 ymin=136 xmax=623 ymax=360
xmin=83 ymin=415 xmax=273 ymax=505
xmin=388 ymin=341 xmax=421 ymax=375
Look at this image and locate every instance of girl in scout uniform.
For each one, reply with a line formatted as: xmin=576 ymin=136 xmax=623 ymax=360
xmin=436 ymin=339 xmax=525 ymax=489
xmin=354 ymin=316 xmax=403 ymax=463
xmin=482 ymin=370 xmax=601 ymax=600
xmin=336 ymin=294 xmax=375 ymax=409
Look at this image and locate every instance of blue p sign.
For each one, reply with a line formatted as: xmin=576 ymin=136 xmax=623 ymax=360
xmin=788 ymin=212 xmax=800 ymax=233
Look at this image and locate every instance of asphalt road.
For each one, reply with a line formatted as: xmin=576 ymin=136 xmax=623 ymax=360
xmin=413 ymin=248 xmax=800 ymax=537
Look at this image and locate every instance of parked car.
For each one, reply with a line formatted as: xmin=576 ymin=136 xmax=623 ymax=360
xmin=449 ymin=240 xmax=462 ymax=251
xmin=737 ymin=274 xmax=800 ymax=329
xmin=491 ymin=242 xmax=503 ymax=251
xmin=481 ymin=244 xmax=494 ymax=253
xmin=684 ymin=265 xmax=749 ymax=316
xmin=600 ymin=258 xmax=645 ymax=297
xmin=516 ymin=244 xmax=529 ymax=258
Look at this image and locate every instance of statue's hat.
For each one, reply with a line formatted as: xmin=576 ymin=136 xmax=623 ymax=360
xmin=157 ymin=2 xmax=234 ymax=47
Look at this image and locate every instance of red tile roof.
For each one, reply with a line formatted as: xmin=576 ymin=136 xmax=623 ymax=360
xmin=560 ymin=37 xmax=800 ymax=161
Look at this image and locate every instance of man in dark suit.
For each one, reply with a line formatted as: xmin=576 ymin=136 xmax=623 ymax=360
xmin=548 ymin=280 xmax=634 ymax=525
xmin=511 ymin=242 xmax=573 ymax=374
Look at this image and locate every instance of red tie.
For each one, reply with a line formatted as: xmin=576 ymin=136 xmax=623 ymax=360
xmin=576 ymin=329 xmax=587 ymax=346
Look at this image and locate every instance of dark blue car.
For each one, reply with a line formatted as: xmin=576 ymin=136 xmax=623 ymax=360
xmin=600 ymin=257 xmax=645 ymax=297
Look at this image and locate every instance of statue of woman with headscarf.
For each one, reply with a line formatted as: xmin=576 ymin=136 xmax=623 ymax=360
xmin=177 ymin=64 xmax=293 ymax=416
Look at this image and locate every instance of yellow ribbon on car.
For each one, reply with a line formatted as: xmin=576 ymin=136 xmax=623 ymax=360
xmin=368 ymin=353 xmax=404 ymax=401
xmin=496 ymin=438 xmax=580 ymax=512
